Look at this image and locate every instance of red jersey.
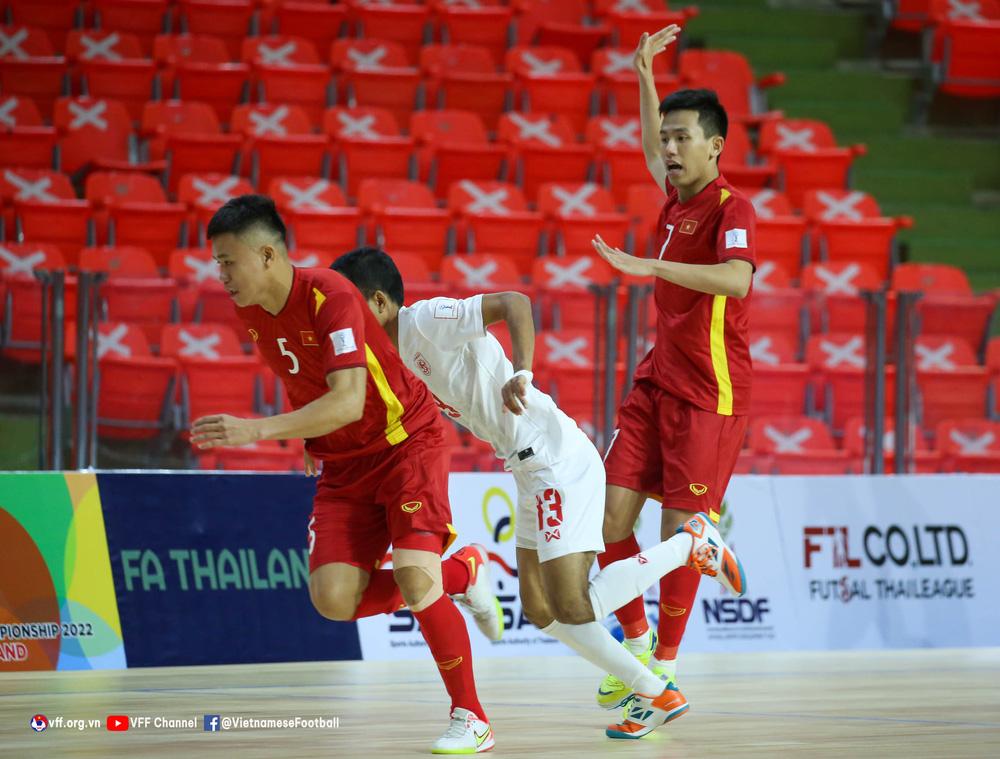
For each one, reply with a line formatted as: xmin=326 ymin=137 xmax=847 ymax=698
xmin=633 ymin=174 xmax=756 ymax=416
xmin=237 ymin=267 xmax=441 ymax=461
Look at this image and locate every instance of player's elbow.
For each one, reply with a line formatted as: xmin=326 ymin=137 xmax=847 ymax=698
xmin=728 ymin=278 xmax=751 ymax=299
xmin=341 ymin=389 xmax=366 ymax=425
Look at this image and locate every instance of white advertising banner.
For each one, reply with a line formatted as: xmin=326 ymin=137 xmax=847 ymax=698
xmin=358 ymin=474 xmax=1000 ymax=660
xmin=357 ymin=473 xmax=574 ymax=661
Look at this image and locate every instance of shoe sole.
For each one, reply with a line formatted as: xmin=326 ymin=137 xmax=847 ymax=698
xmin=604 ymin=702 xmax=690 ymax=739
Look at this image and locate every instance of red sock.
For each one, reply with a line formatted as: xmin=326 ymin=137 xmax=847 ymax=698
xmin=414 ymin=594 xmax=487 ymax=721
xmin=655 ymin=566 xmax=700 ymax=660
xmin=441 ymin=555 xmax=472 ymax=595
xmin=598 ymin=535 xmax=649 ymax=639
xmin=351 ymin=569 xmax=404 ymax=619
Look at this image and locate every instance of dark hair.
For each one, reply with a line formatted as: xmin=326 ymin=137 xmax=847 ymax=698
xmin=659 ymin=88 xmax=728 ymax=141
xmin=330 ymin=247 xmax=405 ymax=307
xmin=206 ymin=194 xmax=287 ymax=243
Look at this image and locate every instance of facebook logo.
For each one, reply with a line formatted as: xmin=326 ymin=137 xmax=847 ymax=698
xmin=204 ymin=715 xmax=221 ymax=732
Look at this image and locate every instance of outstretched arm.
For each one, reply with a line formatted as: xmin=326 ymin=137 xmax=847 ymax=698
xmin=635 ymin=24 xmax=681 ymax=193
xmin=481 ymin=291 xmax=535 ymax=415
xmin=191 ymin=366 xmax=367 ymax=448
xmin=592 ymin=235 xmax=753 ymax=299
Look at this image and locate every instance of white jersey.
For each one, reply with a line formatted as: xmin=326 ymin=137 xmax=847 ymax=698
xmin=397 ymin=295 xmax=584 ymax=466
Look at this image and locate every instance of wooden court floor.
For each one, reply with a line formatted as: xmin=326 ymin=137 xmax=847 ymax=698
xmin=3 ymin=648 xmax=999 ymax=758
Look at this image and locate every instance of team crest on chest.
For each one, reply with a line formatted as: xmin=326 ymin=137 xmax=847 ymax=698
xmin=679 ymin=218 xmax=698 ymax=235
xmin=415 ymin=352 xmax=431 ymax=375
xmin=300 ymin=330 xmax=318 ymax=346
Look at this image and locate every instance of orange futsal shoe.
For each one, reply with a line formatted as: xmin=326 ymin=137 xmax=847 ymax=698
xmin=605 ymin=680 xmax=689 ymax=739
xmin=451 ymin=544 xmax=504 ymax=642
xmin=679 ymin=512 xmax=747 ymax=597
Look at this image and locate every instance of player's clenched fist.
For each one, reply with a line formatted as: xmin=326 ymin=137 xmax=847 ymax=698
xmin=190 ymin=414 xmax=261 ymax=449
xmin=633 ymin=24 xmax=681 ymax=76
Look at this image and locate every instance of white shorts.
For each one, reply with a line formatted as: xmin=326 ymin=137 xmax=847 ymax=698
xmin=511 ymin=430 xmax=606 ymax=562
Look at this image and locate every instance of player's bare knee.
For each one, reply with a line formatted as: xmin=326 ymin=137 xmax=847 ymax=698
xmin=309 ymin=583 xmax=359 ymax=621
xmin=550 ymin=593 xmax=596 ymax=626
xmin=393 ymin=564 xmax=441 ymax=611
xmin=521 ymin=593 xmax=553 ymax=629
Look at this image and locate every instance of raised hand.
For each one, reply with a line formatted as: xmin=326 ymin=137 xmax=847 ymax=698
xmin=633 ymin=24 xmax=682 ymax=77
xmin=592 ymin=234 xmax=655 ymax=278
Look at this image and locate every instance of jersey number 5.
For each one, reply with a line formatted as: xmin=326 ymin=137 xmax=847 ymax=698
xmin=277 ymin=337 xmax=300 ymax=375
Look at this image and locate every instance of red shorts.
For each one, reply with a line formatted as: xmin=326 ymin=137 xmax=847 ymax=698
xmin=307 ymin=430 xmax=456 ymax=573
xmin=604 ymin=381 xmax=747 ymax=521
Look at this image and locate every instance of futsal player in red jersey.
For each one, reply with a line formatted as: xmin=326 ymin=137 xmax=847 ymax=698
xmin=190 ymin=195 xmax=498 ymax=754
xmin=590 ymin=26 xmax=755 ymax=738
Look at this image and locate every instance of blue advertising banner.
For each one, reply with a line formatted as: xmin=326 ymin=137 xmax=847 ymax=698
xmin=97 ymin=472 xmax=361 ymax=667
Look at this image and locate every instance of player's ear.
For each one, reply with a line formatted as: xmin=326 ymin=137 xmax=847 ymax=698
xmin=711 ymin=135 xmax=724 ymax=161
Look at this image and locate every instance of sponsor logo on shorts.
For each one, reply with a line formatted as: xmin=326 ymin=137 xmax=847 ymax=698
xmin=689 ymin=483 xmax=708 ymax=496
xmin=637 ymin=554 xmax=648 ymax=565
xmin=543 ymin=529 xmax=561 ymax=543
xmin=248 ymin=328 xmax=259 ymax=342
xmin=400 ymin=501 xmax=422 ymax=513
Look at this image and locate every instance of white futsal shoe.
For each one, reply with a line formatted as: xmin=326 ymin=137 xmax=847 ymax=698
xmin=430 ymin=708 xmax=495 ymax=754
xmin=451 ymin=544 xmax=504 ymax=642
xmin=679 ymin=512 xmax=748 ymax=597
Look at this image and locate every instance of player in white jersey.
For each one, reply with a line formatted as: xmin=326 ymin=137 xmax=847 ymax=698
xmin=331 ymin=248 xmax=747 ymax=737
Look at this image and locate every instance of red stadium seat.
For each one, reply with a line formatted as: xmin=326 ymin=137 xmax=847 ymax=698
xmin=165 ymin=133 xmax=243 ymax=195
xmin=440 ymin=253 xmax=522 ymax=299
xmin=169 ymin=246 xmax=216 ymax=287
xmin=142 ymin=100 xmax=222 ymax=161
xmin=66 ymin=30 xmax=145 ymax=64
xmin=84 ymin=171 xmax=168 ymax=236
xmin=506 ymin=45 xmax=596 ymax=133
xmin=531 ymin=254 xmax=616 ymax=331
xmin=153 ymin=33 xmax=230 ymax=95
xmin=0 ymin=168 xmax=75 ymax=231
xmin=256 ymin=62 xmax=332 ymax=127
xmin=324 ymin=106 xmax=414 ymax=198
xmin=750 ymin=260 xmax=793 ymax=295
xmin=750 ymin=288 xmax=807 ymax=349
xmin=107 ymin=202 xmax=188 ymax=268
xmin=419 ymin=43 xmax=495 ymax=78
xmin=802 ymin=189 xmax=882 ymax=221
xmin=625 ymin=183 xmax=666 ymax=257
xmin=353 ymin=3 xmax=431 ymax=64
xmin=719 ymin=122 xmax=778 ymax=190
xmin=358 ymin=178 xmax=451 ymax=269
xmin=0 ymin=93 xmax=45 ymax=128
xmin=756 ymin=216 xmax=809 ymax=279
xmin=410 ymin=110 xmax=505 ymax=198
xmin=15 ymin=199 xmax=93 ymax=263
xmin=268 ymin=176 xmax=346 ymax=213
xmin=6 ymin=1 xmax=79 ymax=50
xmin=101 ymin=277 xmax=179 ymax=345
xmin=161 ymin=322 xmax=245 ymax=359
xmin=892 ymin=263 xmax=996 ymax=352
xmin=435 ymin=4 xmax=514 ymax=67
xmin=678 ymin=49 xmax=785 ymax=122
xmin=747 ymin=188 xmax=794 ymax=220
xmin=0 ymin=240 xmax=65 ymax=279
xmin=178 ymin=354 xmax=263 ymax=424
xmin=591 ymin=45 xmax=680 ymax=116
xmin=173 ymin=61 xmax=250 ymax=125
xmin=2 ymin=268 xmax=76 ymax=363
xmin=0 ymin=104 xmax=58 ymax=170
xmin=938 ymin=419 xmax=1000 ymax=473
xmin=341 ymin=67 xmax=422 ymax=134
xmin=497 ymin=112 xmax=594 ymax=202
xmin=749 ymin=416 xmax=850 ymax=474
xmin=0 ymin=23 xmax=55 ymax=58
xmin=915 ymin=335 xmax=989 ymax=428
xmin=97 ymin=354 xmax=178 ymax=439
xmin=242 ymin=35 xmax=319 ymax=66
xmin=537 ymin=181 xmax=629 ymax=255
xmin=802 ymin=260 xmax=884 ymax=333
xmin=748 ymin=330 xmax=798 ymax=365
xmin=178 ymin=0 xmax=255 ymax=60
xmin=79 ymin=59 xmax=158 ymax=121
xmin=585 ymin=115 xmax=647 ymax=206
xmin=53 ymin=96 xmax=135 ymax=174
xmin=450 ymin=180 xmax=545 ymax=274
xmin=0 ymin=57 xmax=69 ymax=122
xmin=178 ymin=173 xmax=255 ymax=242
xmin=93 ymin=0 xmax=171 ymax=56
xmin=272 ymin=2 xmax=347 ymax=53
xmin=843 ymin=416 xmax=940 ymax=474
xmin=93 ymin=321 xmax=153 ymax=360
xmin=285 ymin=206 xmax=363 ymax=254
xmin=79 ymin=245 xmax=160 ymax=278
xmin=930 ymin=20 xmax=1000 ymax=98
xmin=249 ymin=134 xmax=329 ymax=197
xmin=807 ymin=332 xmax=897 ymax=433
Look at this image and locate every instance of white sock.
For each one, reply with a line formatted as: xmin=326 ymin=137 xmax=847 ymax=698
xmin=588 ymin=532 xmax=693 ymax=621
xmin=649 ymin=655 xmax=677 ymax=679
xmin=542 ymin=620 xmax=664 ymax=696
xmin=624 ymin=629 xmax=652 ymax=656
